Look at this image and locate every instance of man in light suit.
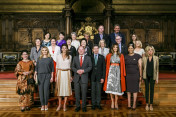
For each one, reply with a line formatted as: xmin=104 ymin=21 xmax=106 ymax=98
xmin=115 ymin=35 xmax=128 ymax=55
xmin=72 ymin=46 xmax=92 ymax=112
xmin=109 ymin=24 xmax=126 ymax=47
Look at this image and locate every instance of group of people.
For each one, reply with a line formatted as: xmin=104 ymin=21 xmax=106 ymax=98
xmin=15 ymin=24 xmax=159 ymax=112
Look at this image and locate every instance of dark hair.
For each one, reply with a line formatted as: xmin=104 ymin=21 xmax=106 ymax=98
xmin=44 ymin=32 xmax=51 ymax=39
xmin=80 ymin=38 xmax=87 ymax=46
xmin=51 ymin=37 xmax=56 ymax=41
xmin=128 ymin=43 xmax=135 ymax=49
xmin=98 ymin=25 xmax=104 ymax=29
xmin=61 ymin=44 xmax=70 ymax=59
xmin=59 ymin=32 xmax=65 ymax=36
xmin=35 ymin=38 xmax=41 ymax=41
xmin=66 ymin=36 xmax=72 ymax=41
xmin=21 ymin=50 xmax=28 ymax=55
xmin=93 ymin=44 xmax=99 ymax=48
xmin=114 ymin=24 xmax=121 ymax=29
xmin=110 ymin=43 xmax=121 ymax=56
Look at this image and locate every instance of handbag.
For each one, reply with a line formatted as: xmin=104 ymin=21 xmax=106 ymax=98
xmin=27 ymin=78 xmax=35 ymax=85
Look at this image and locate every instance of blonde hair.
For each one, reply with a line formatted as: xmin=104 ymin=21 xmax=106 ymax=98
xmin=145 ymin=46 xmax=155 ymax=57
xmin=39 ymin=46 xmax=51 ymax=59
xmin=99 ymin=39 xmax=106 ymax=47
xmin=135 ymin=40 xmax=142 ymax=48
xmin=84 ymin=32 xmax=90 ymax=37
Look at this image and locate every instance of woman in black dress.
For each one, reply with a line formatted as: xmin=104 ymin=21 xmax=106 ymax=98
xmin=66 ymin=36 xmax=76 ymax=59
xmin=125 ymin=44 xmax=142 ymax=110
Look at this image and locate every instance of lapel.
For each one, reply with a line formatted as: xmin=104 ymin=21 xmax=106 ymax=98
xmin=113 ymin=33 xmax=116 ymax=42
xmin=82 ymin=55 xmax=87 ymax=68
xmin=97 ymin=54 xmax=100 ymax=65
xmin=153 ymin=56 xmax=156 ymax=71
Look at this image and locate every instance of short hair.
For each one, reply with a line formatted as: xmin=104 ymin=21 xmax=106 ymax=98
xmin=114 ymin=24 xmax=120 ymax=29
xmin=84 ymin=32 xmax=90 ymax=37
xmin=71 ymin=32 xmax=77 ymax=36
xmin=128 ymin=43 xmax=135 ymax=49
xmin=98 ymin=25 xmax=104 ymax=29
xmin=35 ymin=38 xmax=41 ymax=42
xmin=80 ymin=38 xmax=87 ymax=46
xmin=145 ymin=45 xmax=155 ymax=57
xmin=78 ymin=45 xmax=85 ymax=50
xmin=135 ymin=40 xmax=142 ymax=48
xmin=51 ymin=37 xmax=56 ymax=41
xmin=66 ymin=36 xmax=72 ymax=41
xmin=59 ymin=32 xmax=65 ymax=36
xmin=93 ymin=44 xmax=99 ymax=48
xmin=99 ymin=39 xmax=106 ymax=47
xmin=115 ymin=35 xmax=122 ymax=40
xmin=21 ymin=50 xmax=28 ymax=55
xmin=44 ymin=32 xmax=51 ymax=39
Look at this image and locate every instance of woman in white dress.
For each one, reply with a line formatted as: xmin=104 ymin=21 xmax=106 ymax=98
xmin=55 ymin=44 xmax=72 ymax=112
xmin=134 ymin=40 xmax=145 ymax=57
xmin=71 ymin=32 xmax=80 ymax=50
xmin=98 ymin=39 xmax=109 ymax=58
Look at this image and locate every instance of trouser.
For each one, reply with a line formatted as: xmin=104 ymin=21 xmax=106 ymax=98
xmin=91 ymin=81 xmax=102 ymax=106
xmin=38 ymin=73 xmax=51 ymax=106
xmin=74 ymin=78 xmax=88 ymax=108
xmin=144 ymin=75 xmax=155 ymax=104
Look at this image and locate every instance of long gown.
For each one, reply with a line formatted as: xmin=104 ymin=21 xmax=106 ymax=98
xmin=55 ymin=54 xmax=72 ymax=96
xmin=15 ymin=61 xmax=34 ymax=107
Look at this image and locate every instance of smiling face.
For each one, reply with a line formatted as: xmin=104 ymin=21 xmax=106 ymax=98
xmin=21 ymin=52 xmax=28 ymax=60
xmin=45 ymin=33 xmax=50 ymax=39
xmin=93 ymin=46 xmax=99 ymax=54
xmin=115 ymin=36 xmax=122 ymax=44
xmin=128 ymin=45 xmax=134 ymax=54
xmin=66 ymin=39 xmax=72 ymax=45
xmin=51 ymin=39 xmax=56 ymax=46
xmin=78 ymin=46 xmax=85 ymax=55
xmin=132 ymin=34 xmax=137 ymax=41
xmin=62 ymin=45 xmax=68 ymax=53
xmin=42 ymin=48 xmax=48 ymax=56
xmin=84 ymin=34 xmax=89 ymax=40
xmin=81 ymin=40 xmax=87 ymax=47
xmin=148 ymin=47 xmax=154 ymax=56
xmin=114 ymin=26 xmax=120 ymax=33
xmin=135 ymin=41 xmax=141 ymax=48
xmin=59 ymin=33 xmax=64 ymax=40
xmin=35 ymin=39 xmax=41 ymax=46
xmin=98 ymin=26 xmax=104 ymax=33
xmin=113 ymin=45 xmax=118 ymax=53
xmin=71 ymin=34 xmax=77 ymax=40
xmin=100 ymin=40 xmax=105 ymax=48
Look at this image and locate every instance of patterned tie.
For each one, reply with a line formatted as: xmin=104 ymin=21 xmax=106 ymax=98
xmin=95 ymin=54 xmax=98 ymax=65
xmin=80 ymin=56 xmax=83 ymax=67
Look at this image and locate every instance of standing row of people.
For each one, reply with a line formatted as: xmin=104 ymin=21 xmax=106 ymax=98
xmin=15 ymin=24 xmax=159 ymax=113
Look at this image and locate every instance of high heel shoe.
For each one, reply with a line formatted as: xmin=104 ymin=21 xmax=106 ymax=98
xmin=63 ymin=108 xmax=67 ymax=112
xmin=150 ymin=106 xmax=153 ymax=111
xmin=21 ymin=107 xmax=25 ymax=112
xmin=56 ymin=106 xmax=61 ymax=111
xmin=111 ymin=103 xmax=114 ymax=110
xmin=45 ymin=108 xmax=48 ymax=111
xmin=145 ymin=106 xmax=149 ymax=111
xmin=127 ymin=107 xmax=131 ymax=109
xmin=41 ymin=107 xmax=45 ymax=111
xmin=26 ymin=107 xmax=31 ymax=111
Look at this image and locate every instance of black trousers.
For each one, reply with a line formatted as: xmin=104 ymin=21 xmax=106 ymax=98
xmin=144 ymin=75 xmax=155 ymax=104
xmin=91 ymin=81 xmax=102 ymax=106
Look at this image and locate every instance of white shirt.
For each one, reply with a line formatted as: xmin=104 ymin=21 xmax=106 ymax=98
xmin=71 ymin=40 xmax=80 ymax=50
xmin=79 ymin=55 xmax=85 ymax=63
xmin=134 ymin=48 xmax=145 ymax=57
xmin=48 ymin=46 xmax=61 ymax=62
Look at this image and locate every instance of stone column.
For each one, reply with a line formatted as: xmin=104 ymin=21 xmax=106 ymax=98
xmin=64 ymin=5 xmax=72 ymax=36
xmin=104 ymin=5 xmax=113 ymax=34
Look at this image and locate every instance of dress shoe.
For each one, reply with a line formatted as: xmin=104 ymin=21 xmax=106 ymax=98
xmin=75 ymin=107 xmax=80 ymax=112
xmin=26 ymin=107 xmax=31 ymax=111
xmin=91 ymin=106 xmax=96 ymax=110
xmin=21 ymin=109 xmax=25 ymax=112
xmin=82 ymin=107 xmax=87 ymax=112
xmin=97 ymin=105 xmax=102 ymax=110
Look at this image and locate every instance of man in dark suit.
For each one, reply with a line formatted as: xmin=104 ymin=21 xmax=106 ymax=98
xmin=109 ymin=24 xmax=126 ymax=47
xmin=94 ymin=25 xmax=110 ymax=48
xmin=72 ymin=46 xmax=92 ymax=112
xmin=115 ymin=35 xmax=128 ymax=55
xmin=84 ymin=33 xmax=93 ymax=51
xmin=91 ymin=45 xmax=106 ymax=110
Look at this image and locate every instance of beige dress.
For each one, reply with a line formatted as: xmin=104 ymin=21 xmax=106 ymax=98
xmin=55 ymin=54 xmax=72 ymax=96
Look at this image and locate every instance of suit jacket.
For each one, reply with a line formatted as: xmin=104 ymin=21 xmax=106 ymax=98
xmin=119 ymin=43 xmax=128 ymax=55
xmin=109 ymin=32 xmax=125 ymax=47
xmin=68 ymin=46 xmax=76 ymax=58
xmin=98 ymin=47 xmax=109 ymax=58
xmin=87 ymin=40 xmax=93 ymax=51
xmin=91 ymin=54 xmax=106 ymax=82
xmin=94 ymin=33 xmax=110 ymax=48
xmin=142 ymin=56 xmax=159 ymax=81
xmin=72 ymin=55 xmax=92 ymax=83
xmin=103 ymin=53 xmax=126 ymax=92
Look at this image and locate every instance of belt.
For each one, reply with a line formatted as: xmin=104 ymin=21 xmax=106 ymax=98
xmin=110 ymin=63 xmax=120 ymax=66
xmin=58 ymin=69 xmax=71 ymax=71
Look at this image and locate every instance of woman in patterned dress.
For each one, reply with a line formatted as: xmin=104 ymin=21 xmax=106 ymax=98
xmin=15 ymin=50 xmax=35 ymax=112
xmin=41 ymin=32 xmax=51 ymax=47
xmin=103 ymin=43 xmax=126 ymax=110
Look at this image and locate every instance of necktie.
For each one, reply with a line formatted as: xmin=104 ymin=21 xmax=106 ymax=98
xmin=80 ymin=56 xmax=83 ymax=67
xmin=95 ymin=54 xmax=98 ymax=65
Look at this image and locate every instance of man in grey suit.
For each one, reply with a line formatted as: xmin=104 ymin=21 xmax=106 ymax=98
xmin=72 ymin=46 xmax=92 ymax=112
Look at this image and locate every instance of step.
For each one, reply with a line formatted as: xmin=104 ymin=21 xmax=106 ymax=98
xmin=0 ymin=102 xmax=19 ymax=106
xmin=0 ymin=94 xmax=19 ymax=98
xmin=0 ymin=98 xmax=18 ymax=102
xmin=0 ymin=87 xmax=16 ymax=91
xmin=0 ymin=84 xmax=16 ymax=88
xmin=0 ymin=80 xmax=17 ymax=84
xmin=0 ymin=91 xmax=16 ymax=94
